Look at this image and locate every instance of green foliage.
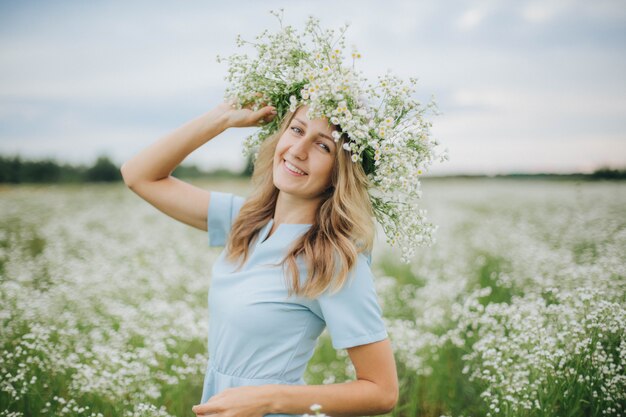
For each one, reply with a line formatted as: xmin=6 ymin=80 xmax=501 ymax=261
xmin=0 ymin=154 xmax=253 ymax=184
xmin=242 ymin=154 xmax=255 ymax=177
xmin=86 ymin=156 xmax=122 ymax=182
xmin=1 ymin=178 xmax=624 ymax=417
xmin=589 ymin=167 xmax=626 ymax=180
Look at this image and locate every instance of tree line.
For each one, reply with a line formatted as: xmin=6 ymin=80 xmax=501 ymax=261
xmin=0 ymin=154 xmax=255 ymax=184
xmin=0 ymin=154 xmax=624 ymax=184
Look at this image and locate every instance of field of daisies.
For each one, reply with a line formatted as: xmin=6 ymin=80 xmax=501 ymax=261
xmin=1 ymin=178 xmax=624 ymax=417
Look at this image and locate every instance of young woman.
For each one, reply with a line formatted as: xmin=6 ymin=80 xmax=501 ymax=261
xmin=121 ymin=99 xmax=399 ymax=417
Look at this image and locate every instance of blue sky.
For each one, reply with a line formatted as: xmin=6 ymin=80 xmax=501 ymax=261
xmin=1 ymin=0 xmax=625 ymax=175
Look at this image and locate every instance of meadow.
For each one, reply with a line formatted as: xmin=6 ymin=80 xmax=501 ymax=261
xmin=1 ymin=178 xmax=624 ymax=417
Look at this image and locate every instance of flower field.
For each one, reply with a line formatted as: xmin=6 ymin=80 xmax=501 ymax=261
xmin=1 ymin=178 xmax=624 ymax=417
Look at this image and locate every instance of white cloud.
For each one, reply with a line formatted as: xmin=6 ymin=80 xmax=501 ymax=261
xmin=1 ymin=0 xmax=625 ymax=174
xmin=521 ymin=2 xmax=561 ymax=23
xmin=456 ymin=8 xmax=486 ymax=31
xmin=0 ymin=122 xmax=249 ymax=171
xmin=428 ymin=128 xmax=626 ymax=174
xmin=522 ymin=0 xmax=626 ymax=24
xmin=450 ymin=87 xmax=626 ymax=119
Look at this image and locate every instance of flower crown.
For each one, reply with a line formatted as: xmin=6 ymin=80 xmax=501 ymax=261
xmin=216 ymin=9 xmax=449 ymax=263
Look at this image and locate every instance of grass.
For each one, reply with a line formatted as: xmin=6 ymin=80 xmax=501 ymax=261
xmin=1 ymin=178 xmax=624 ymax=417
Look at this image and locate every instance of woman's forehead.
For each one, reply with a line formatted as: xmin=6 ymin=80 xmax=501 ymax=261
xmin=295 ymin=106 xmax=336 ymax=130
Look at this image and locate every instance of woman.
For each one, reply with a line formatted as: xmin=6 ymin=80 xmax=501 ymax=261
xmin=121 ymin=99 xmax=399 ymax=417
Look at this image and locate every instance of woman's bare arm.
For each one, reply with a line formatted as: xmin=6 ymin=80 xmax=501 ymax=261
xmin=120 ymin=106 xmax=229 ymax=231
xmin=120 ymin=100 xmax=276 ymax=232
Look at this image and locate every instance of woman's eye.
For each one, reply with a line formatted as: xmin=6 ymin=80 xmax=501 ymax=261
xmin=290 ymin=126 xmax=330 ymax=152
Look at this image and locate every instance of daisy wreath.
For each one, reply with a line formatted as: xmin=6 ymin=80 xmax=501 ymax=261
xmin=216 ymin=9 xmax=449 ymax=263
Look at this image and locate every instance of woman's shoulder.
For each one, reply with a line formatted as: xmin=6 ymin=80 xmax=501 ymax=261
xmin=351 ymin=250 xmax=374 ymax=282
xmin=360 ymin=249 xmax=373 ymax=267
xmin=209 ymin=191 xmax=247 ymax=224
xmin=320 ymin=250 xmax=375 ymax=292
xmin=207 ymin=191 xmax=247 ymax=247
xmin=210 ymin=191 xmax=246 ymax=211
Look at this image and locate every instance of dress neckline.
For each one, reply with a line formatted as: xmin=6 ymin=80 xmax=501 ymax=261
xmin=270 ymin=218 xmax=312 ymax=227
xmin=257 ymin=218 xmax=312 ymax=246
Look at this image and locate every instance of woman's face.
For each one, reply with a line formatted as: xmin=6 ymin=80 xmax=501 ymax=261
xmin=273 ymin=105 xmax=338 ymax=200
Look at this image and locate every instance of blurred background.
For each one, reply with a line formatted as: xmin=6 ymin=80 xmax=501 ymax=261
xmin=2 ymin=3 xmax=625 ymax=416
xmin=1 ymin=0 xmax=625 ymax=182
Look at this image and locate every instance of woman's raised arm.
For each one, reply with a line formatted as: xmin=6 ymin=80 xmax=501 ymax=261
xmin=120 ymin=100 xmax=276 ymax=232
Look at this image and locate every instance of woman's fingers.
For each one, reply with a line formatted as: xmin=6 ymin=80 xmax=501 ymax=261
xmin=257 ymin=107 xmax=276 ymax=125
xmin=255 ymin=92 xmax=269 ymax=108
xmin=222 ymin=96 xmax=275 ymax=128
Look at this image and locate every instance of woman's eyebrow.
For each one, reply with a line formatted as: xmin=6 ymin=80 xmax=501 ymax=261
xmin=294 ymin=117 xmax=334 ymax=141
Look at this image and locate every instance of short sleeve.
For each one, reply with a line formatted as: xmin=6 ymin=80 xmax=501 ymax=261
xmin=207 ymin=191 xmax=246 ymax=247
xmin=311 ymin=253 xmax=388 ymax=349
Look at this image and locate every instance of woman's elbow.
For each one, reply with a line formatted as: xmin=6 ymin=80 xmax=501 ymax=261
xmin=382 ymin=387 xmax=399 ymax=413
xmin=120 ymin=163 xmax=133 ymax=187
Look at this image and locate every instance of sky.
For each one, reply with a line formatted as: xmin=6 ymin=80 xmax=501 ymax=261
xmin=1 ymin=0 xmax=625 ymax=175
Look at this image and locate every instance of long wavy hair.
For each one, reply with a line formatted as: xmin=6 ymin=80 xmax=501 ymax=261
xmin=224 ymin=105 xmax=376 ymax=299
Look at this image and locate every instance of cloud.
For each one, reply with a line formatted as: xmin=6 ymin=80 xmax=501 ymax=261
xmin=456 ymin=8 xmax=487 ymax=31
xmin=1 ymin=0 xmax=625 ymax=174
xmin=450 ymin=87 xmax=626 ymax=121
xmin=521 ymin=1 xmax=562 ymax=23
xmin=428 ymin=131 xmax=626 ymax=174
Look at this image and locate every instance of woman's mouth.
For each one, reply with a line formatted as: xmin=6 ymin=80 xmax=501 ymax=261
xmin=283 ymin=159 xmax=307 ymax=176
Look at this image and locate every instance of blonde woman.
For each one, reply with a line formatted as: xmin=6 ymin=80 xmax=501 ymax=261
xmin=121 ymin=99 xmax=398 ymax=417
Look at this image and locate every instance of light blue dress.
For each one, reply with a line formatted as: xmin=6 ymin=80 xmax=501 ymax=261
xmin=201 ymin=191 xmax=389 ymax=415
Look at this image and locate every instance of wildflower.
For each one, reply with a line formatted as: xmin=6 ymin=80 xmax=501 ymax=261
xmin=218 ymin=9 xmax=448 ymax=263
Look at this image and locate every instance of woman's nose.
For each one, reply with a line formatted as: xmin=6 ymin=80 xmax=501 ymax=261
xmin=289 ymin=138 xmax=311 ymax=159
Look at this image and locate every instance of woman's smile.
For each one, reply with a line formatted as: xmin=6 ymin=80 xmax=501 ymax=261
xmin=283 ymin=159 xmax=308 ymax=176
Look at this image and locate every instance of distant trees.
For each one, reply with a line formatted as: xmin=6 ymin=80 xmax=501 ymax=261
xmin=243 ymin=154 xmax=255 ymax=177
xmin=0 ymin=156 xmax=67 ymax=183
xmin=85 ymin=156 xmax=121 ymax=182
xmin=1 ymin=154 xmax=624 ymax=183
xmin=590 ymin=167 xmax=626 ymax=180
xmin=0 ymin=154 xmax=252 ymax=184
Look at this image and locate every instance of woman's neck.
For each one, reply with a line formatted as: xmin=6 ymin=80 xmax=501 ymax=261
xmin=273 ymin=191 xmax=321 ymax=225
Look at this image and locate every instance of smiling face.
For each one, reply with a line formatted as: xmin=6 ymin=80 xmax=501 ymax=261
xmin=272 ymin=105 xmax=339 ymax=200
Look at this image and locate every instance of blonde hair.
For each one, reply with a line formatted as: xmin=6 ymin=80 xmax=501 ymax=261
xmin=225 ymin=105 xmax=375 ymax=299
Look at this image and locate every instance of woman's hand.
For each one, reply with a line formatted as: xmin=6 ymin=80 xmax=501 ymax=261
xmin=191 ymin=385 xmax=274 ymax=417
xmin=215 ymin=95 xmax=278 ymax=129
